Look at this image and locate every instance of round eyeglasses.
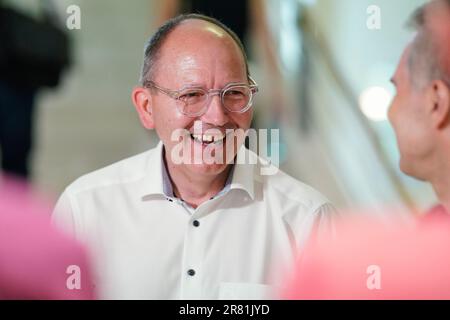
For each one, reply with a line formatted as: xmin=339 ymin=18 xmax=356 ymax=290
xmin=143 ymin=77 xmax=259 ymax=117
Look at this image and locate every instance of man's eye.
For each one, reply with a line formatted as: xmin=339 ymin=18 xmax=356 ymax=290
xmin=226 ymin=89 xmax=245 ymax=96
xmin=179 ymin=91 xmax=204 ymax=100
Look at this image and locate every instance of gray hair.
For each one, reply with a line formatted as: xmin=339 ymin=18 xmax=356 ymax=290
xmin=139 ymin=13 xmax=249 ymax=86
xmin=408 ymin=0 xmax=450 ymax=88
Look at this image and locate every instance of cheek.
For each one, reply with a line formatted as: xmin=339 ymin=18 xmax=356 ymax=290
xmin=231 ymin=109 xmax=253 ymax=129
xmin=388 ymin=93 xmax=403 ymax=123
xmin=153 ymin=105 xmax=193 ymax=141
xmin=396 ymin=106 xmax=430 ymax=155
xmin=389 ymin=93 xmax=412 ymax=136
xmin=389 ymin=97 xmax=412 ymax=150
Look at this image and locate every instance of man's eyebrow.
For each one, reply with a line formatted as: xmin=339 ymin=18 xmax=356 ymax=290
xmin=183 ymin=83 xmax=204 ymax=87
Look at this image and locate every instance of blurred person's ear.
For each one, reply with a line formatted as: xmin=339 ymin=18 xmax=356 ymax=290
xmin=132 ymin=86 xmax=155 ymax=130
xmin=428 ymin=80 xmax=450 ymax=129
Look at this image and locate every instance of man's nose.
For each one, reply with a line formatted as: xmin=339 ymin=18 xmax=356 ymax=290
xmin=200 ymin=93 xmax=230 ymax=126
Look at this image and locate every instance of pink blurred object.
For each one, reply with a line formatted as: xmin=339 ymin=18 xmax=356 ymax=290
xmin=0 ymin=176 xmax=94 ymax=299
xmin=282 ymin=210 xmax=450 ymax=300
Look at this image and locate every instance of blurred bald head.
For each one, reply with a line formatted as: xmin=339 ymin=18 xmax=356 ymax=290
xmin=408 ymin=0 xmax=450 ymax=88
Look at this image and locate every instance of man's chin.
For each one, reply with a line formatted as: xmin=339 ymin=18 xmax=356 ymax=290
xmin=399 ymin=159 xmax=411 ymax=175
xmin=399 ymin=159 xmax=426 ymax=181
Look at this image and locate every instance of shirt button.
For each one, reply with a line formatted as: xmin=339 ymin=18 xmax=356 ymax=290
xmin=187 ymin=269 xmax=196 ymax=276
xmin=193 ymin=220 xmax=200 ymax=227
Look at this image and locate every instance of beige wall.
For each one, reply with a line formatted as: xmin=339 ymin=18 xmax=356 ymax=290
xmin=33 ymin=0 xmax=159 ymax=196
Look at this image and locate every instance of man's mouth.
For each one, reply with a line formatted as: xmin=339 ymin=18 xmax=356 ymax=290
xmin=190 ymin=132 xmax=226 ymax=145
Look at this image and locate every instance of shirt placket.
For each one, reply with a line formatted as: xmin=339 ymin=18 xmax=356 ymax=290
xmin=179 ymin=205 xmax=208 ymax=299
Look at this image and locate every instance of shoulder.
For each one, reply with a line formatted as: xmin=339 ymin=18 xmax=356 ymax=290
xmin=264 ymin=169 xmax=330 ymax=211
xmin=53 ymin=147 xmax=158 ymax=236
xmin=250 ymin=152 xmax=336 ymax=248
xmin=64 ymin=147 xmax=156 ymax=196
xmin=249 ymin=150 xmax=331 ymax=214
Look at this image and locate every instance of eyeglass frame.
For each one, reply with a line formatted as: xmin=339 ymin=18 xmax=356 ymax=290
xmin=143 ymin=76 xmax=259 ymax=117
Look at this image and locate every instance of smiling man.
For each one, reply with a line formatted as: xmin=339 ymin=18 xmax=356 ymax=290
xmin=389 ymin=0 xmax=450 ymax=214
xmin=52 ymin=14 xmax=334 ymax=299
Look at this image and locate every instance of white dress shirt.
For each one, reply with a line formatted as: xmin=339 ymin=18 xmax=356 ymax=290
xmin=52 ymin=141 xmax=335 ymax=299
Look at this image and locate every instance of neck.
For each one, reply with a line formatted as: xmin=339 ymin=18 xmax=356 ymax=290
xmin=431 ymin=177 xmax=450 ymax=214
xmin=428 ymin=148 xmax=450 ymax=213
xmin=164 ymin=151 xmax=231 ymax=208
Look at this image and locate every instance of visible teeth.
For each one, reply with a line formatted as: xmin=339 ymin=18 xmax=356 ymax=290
xmin=192 ymin=134 xmax=203 ymax=142
xmin=214 ymin=132 xmax=225 ymax=142
xmin=203 ymin=135 xmax=213 ymax=142
xmin=191 ymin=133 xmax=225 ymax=143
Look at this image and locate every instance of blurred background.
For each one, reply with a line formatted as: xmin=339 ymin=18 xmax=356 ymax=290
xmin=1 ymin=0 xmax=437 ymax=215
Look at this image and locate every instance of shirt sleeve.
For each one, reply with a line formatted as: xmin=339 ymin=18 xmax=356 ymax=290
xmin=312 ymin=203 xmax=340 ymax=241
xmin=51 ymin=189 xmax=100 ymax=296
xmin=283 ymin=201 xmax=339 ymax=254
xmin=51 ymin=189 xmax=78 ymax=239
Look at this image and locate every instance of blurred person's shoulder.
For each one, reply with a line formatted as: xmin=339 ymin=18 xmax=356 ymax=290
xmin=0 ymin=178 xmax=95 ymax=299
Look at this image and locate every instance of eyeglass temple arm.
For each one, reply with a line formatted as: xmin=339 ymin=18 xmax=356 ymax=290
xmin=248 ymin=76 xmax=259 ymax=91
xmin=144 ymin=81 xmax=180 ymax=99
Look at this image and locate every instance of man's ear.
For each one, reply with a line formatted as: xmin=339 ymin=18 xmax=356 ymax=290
xmin=132 ymin=86 xmax=155 ymax=130
xmin=429 ymin=80 xmax=450 ymax=129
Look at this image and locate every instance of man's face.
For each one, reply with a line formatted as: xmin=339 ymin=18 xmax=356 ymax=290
xmin=388 ymin=45 xmax=434 ymax=180
xmin=147 ymin=20 xmax=253 ymax=176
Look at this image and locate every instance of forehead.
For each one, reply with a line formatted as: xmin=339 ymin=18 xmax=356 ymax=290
xmin=154 ymin=20 xmax=246 ymax=83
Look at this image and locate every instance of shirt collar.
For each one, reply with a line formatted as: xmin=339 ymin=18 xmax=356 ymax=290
xmin=140 ymin=141 xmax=165 ymax=198
xmin=230 ymin=146 xmax=255 ymax=200
xmin=141 ymin=140 xmax=254 ymax=200
xmin=161 ymin=148 xmax=175 ymax=197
